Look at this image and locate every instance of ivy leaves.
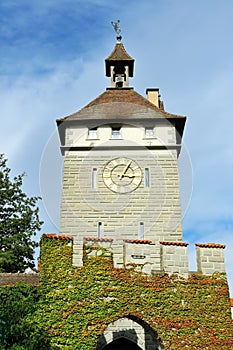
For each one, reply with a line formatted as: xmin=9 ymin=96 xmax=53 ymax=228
xmin=36 ymin=236 xmax=233 ymax=349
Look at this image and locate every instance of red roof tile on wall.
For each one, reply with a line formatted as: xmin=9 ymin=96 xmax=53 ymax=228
xmin=84 ymin=237 xmax=113 ymax=242
xmin=123 ymin=239 xmax=152 ymax=244
xmin=160 ymin=241 xmax=188 ymax=247
xmin=42 ymin=233 xmax=73 ymax=240
xmin=195 ymin=243 xmax=226 ymax=249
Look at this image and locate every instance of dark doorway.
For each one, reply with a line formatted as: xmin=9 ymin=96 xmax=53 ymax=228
xmin=103 ymin=337 xmax=142 ymax=350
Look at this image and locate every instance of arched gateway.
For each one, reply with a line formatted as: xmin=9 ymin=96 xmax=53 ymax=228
xmin=103 ymin=338 xmax=142 ymax=350
xmin=95 ymin=316 xmax=164 ymax=350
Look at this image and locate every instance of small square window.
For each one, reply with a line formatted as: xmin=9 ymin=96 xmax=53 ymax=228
xmin=88 ymin=128 xmax=97 ymax=139
xmin=145 ymin=127 xmax=154 ymax=138
xmin=112 ymin=127 xmax=121 ymax=139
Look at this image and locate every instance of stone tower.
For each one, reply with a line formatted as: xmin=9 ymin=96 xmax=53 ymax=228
xmin=36 ymin=27 xmax=231 ymax=350
xmin=56 ymin=32 xmax=225 ymax=278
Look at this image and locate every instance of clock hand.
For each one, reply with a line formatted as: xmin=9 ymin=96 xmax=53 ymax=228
xmin=119 ymin=160 xmax=132 ymax=180
xmin=121 ymin=174 xmax=135 ymax=178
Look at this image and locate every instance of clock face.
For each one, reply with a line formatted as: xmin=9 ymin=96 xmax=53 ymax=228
xmin=103 ymin=157 xmax=142 ymax=193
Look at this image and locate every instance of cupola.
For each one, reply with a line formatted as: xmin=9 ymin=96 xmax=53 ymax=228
xmin=105 ymin=20 xmax=134 ymax=88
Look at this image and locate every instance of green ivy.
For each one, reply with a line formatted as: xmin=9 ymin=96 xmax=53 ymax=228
xmin=37 ymin=236 xmax=233 ymax=349
xmin=1 ymin=236 xmax=232 ymax=349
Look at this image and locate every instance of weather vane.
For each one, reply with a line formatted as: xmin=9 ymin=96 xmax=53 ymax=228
xmin=111 ymin=19 xmax=122 ymax=41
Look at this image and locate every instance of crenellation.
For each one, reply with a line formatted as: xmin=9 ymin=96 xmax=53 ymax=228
xmin=196 ymin=244 xmax=226 ymax=276
xmin=58 ymin=237 xmax=227 ymax=278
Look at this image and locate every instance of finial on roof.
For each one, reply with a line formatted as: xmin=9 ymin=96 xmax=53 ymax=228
xmin=111 ymin=19 xmax=122 ymax=42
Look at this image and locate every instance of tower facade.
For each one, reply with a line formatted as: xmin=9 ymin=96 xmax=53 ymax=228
xmin=36 ymin=29 xmax=231 ymax=350
xmin=56 ymin=36 xmax=225 ymax=278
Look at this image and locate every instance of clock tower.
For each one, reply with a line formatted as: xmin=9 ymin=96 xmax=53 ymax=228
xmin=57 ymin=33 xmax=187 ymax=274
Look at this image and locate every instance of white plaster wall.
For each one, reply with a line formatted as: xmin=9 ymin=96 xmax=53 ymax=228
xmin=64 ymin=121 xmax=177 ymax=148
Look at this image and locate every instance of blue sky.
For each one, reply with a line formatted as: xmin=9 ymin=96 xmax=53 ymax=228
xmin=0 ymin=0 xmax=233 ymax=295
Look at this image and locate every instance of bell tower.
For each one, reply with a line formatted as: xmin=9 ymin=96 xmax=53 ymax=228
xmin=57 ymin=25 xmax=188 ymax=275
xmin=106 ymin=19 xmax=134 ymax=88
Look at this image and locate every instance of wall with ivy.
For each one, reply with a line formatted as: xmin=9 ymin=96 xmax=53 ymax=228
xmin=1 ymin=235 xmax=232 ymax=349
xmin=35 ymin=235 xmax=233 ymax=349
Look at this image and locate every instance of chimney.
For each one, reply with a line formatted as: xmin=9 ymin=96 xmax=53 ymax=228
xmin=146 ymin=88 xmax=161 ymax=108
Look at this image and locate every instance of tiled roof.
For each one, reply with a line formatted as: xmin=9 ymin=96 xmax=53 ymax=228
xmin=0 ymin=273 xmax=39 ymax=286
xmin=57 ymin=88 xmax=186 ymax=123
xmin=123 ymin=239 xmax=152 ymax=244
xmin=42 ymin=233 xmax=73 ymax=240
xmin=160 ymin=241 xmax=188 ymax=247
xmin=84 ymin=237 xmax=113 ymax=242
xmin=195 ymin=243 xmax=226 ymax=249
xmin=105 ymin=42 xmax=134 ymax=61
xmin=105 ymin=42 xmax=134 ymax=77
xmin=230 ymin=298 xmax=233 ymax=307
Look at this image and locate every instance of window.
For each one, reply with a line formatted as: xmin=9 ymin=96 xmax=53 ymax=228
xmin=92 ymin=168 xmax=97 ymax=189
xmin=145 ymin=127 xmax=154 ymax=138
xmin=145 ymin=168 xmax=149 ymax=188
xmin=139 ymin=222 xmax=144 ymax=240
xmin=88 ymin=127 xmax=97 ymax=139
xmin=111 ymin=127 xmax=121 ymax=139
xmin=98 ymin=222 xmax=102 ymax=238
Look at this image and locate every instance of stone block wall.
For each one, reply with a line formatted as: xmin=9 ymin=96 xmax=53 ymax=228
xmin=160 ymin=241 xmax=189 ymax=278
xmin=84 ymin=236 xmax=113 ymax=258
xmin=123 ymin=239 xmax=160 ymax=274
xmin=60 ymin=149 xmax=183 ymax=247
xmin=196 ymin=243 xmax=226 ymax=275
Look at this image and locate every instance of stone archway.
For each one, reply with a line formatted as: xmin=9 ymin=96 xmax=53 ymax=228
xmin=103 ymin=337 xmax=142 ymax=350
xmin=95 ymin=315 xmax=164 ymax=350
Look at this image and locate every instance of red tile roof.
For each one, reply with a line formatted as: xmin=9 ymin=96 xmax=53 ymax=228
xmin=230 ymin=298 xmax=233 ymax=307
xmin=42 ymin=233 xmax=73 ymax=240
xmin=0 ymin=274 xmax=39 ymax=286
xmin=160 ymin=241 xmax=188 ymax=247
xmin=84 ymin=237 xmax=113 ymax=242
xmin=123 ymin=239 xmax=152 ymax=244
xmin=195 ymin=243 xmax=226 ymax=249
xmin=57 ymin=88 xmax=186 ymax=123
